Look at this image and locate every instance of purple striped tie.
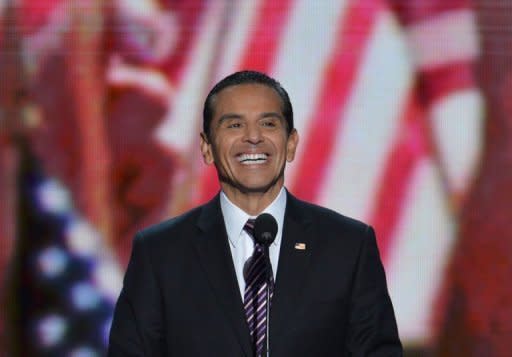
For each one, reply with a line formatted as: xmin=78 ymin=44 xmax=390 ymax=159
xmin=243 ymin=219 xmax=274 ymax=356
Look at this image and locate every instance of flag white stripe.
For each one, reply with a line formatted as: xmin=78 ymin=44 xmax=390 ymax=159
xmin=275 ymin=0 xmax=349 ymax=185
xmin=156 ymin=0 xmax=227 ymax=151
xmin=429 ymin=89 xmax=484 ymax=193
xmin=386 ymin=158 xmax=455 ymax=344
xmin=318 ymin=10 xmax=413 ymax=220
xmin=214 ymin=0 xmax=262 ymax=79
xmin=405 ymin=9 xmax=480 ymax=70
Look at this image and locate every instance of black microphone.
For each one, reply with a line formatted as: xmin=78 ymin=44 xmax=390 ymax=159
xmin=254 ymin=213 xmax=278 ymax=246
xmin=253 ymin=213 xmax=277 ymax=357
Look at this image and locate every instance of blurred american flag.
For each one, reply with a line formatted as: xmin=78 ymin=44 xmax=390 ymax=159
xmin=159 ymin=0 xmax=483 ymax=345
xmin=10 ymin=151 xmax=122 ymax=356
xmin=0 ymin=0 xmax=483 ymax=353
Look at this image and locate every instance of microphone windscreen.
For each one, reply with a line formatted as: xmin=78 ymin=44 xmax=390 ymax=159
xmin=254 ymin=213 xmax=278 ymax=246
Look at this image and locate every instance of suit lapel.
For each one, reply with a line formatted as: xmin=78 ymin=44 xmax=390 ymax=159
xmin=193 ymin=195 xmax=252 ymax=357
xmin=270 ymin=193 xmax=313 ymax=341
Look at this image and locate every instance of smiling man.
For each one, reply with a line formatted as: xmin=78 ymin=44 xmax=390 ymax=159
xmin=108 ymin=71 xmax=402 ymax=356
xmin=200 ymin=79 xmax=298 ymax=214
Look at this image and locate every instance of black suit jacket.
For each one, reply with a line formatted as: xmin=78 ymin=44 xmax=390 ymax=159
xmin=108 ymin=192 xmax=402 ymax=356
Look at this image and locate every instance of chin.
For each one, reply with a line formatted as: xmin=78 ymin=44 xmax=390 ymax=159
xmin=241 ymin=185 xmax=275 ymax=194
xmin=232 ymin=178 xmax=283 ymax=194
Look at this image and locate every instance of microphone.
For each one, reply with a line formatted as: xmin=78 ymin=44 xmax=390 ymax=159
xmin=253 ymin=213 xmax=277 ymax=357
xmin=254 ymin=213 xmax=278 ymax=246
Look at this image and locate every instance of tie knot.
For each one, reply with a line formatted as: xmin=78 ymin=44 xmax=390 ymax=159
xmin=243 ymin=219 xmax=256 ymax=237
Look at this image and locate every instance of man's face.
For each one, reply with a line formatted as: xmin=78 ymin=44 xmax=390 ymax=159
xmin=200 ymin=83 xmax=299 ymax=196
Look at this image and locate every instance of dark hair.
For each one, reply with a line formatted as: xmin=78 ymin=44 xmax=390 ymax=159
xmin=203 ymin=70 xmax=294 ymax=137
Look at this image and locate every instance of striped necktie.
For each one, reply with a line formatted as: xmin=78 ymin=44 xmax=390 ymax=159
xmin=243 ymin=219 xmax=274 ymax=356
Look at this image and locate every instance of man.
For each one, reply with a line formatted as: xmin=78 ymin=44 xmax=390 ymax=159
xmin=108 ymin=71 xmax=402 ymax=356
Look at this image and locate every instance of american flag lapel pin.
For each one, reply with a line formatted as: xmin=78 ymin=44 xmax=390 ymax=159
xmin=294 ymin=242 xmax=306 ymax=250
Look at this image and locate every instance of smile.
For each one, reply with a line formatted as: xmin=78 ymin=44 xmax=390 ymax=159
xmin=237 ymin=153 xmax=268 ymax=165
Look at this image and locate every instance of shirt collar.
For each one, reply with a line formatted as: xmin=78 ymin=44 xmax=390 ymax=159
xmin=220 ymin=187 xmax=287 ymax=248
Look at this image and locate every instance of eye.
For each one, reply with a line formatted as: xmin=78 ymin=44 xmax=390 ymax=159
xmin=227 ymin=122 xmax=242 ymax=128
xmin=222 ymin=118 xmax=243 ymax=129
xmin=261 ymin=118 xmax=278 ymax=128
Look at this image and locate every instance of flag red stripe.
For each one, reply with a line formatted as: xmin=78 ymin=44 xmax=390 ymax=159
xmin=163 ymin=0 xmax=208 ymax=81
xmin=198 ymin=0 xmax=294 ymax=203
xmin=419 ymin=61 xmax=477 ymax=104
xmin=368 ymin=92 xmax=428 ymax=265
xmin=389 ymin=0 xmax=472 ymax=25
xmin=290 ymin=0 xmax=382 ymax=202
xmin=237 ymin=0 xmax=294 ymax=72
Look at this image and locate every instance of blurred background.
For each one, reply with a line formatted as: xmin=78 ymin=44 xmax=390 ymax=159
xmin=0 ymin=0 xmax=510 ymax=355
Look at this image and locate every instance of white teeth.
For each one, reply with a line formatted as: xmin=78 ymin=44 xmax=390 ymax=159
xmin=238 ymin=153 xmax=268 ymax=164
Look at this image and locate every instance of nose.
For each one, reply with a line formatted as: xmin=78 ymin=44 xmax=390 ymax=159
xmin=244 ymin=122 xmax=263 ymax=144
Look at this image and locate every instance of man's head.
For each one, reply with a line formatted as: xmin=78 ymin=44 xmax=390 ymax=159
xmin=200 ymin=71 xmax=299 ymax=204
xmin=203 ymin=70 xmax=294 ymax=138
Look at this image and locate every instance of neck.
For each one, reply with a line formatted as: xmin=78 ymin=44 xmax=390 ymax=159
xmin=221 ymin=184 xmax=283 ymax=216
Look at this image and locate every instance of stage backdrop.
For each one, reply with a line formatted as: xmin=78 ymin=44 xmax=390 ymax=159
xmin=1 ymin=0 xmax=496 ymax=355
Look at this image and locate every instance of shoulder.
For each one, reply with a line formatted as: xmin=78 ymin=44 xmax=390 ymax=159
xmin=133 ymin=195 xmax=218 ymax=249
xmin=137 ymin=205 xmax=202 ymax=240
xmin=287 ymin=192 xmax=370 ymax=237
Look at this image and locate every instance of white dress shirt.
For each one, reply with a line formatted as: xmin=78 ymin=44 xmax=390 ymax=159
xmin=220 ymin=187 xmax=286 ymax=300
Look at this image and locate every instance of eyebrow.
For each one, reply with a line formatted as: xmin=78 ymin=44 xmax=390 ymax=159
xmin=217 ymin=113 xmax=243 ymax=125
xmin=260 ymin=112 xmax=284 ymax=119
xmin=216 ymin=112 xmax=284 ymax=125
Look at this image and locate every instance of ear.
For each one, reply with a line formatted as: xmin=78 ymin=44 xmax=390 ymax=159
xmin=286 ymin=129 xmax=299 ymax=162
xmin=200 ymin=132 xmax=214 ymax=165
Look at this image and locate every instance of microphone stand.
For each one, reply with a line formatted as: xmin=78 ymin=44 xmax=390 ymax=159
xmin=253 ymin=213 xmax=277 ymax=357
xmin=262 ymin=244 xmax=272 ymax=357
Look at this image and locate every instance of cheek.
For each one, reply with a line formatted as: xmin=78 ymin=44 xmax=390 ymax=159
xmin=213 ymin=140 xmax=234 ymax=163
